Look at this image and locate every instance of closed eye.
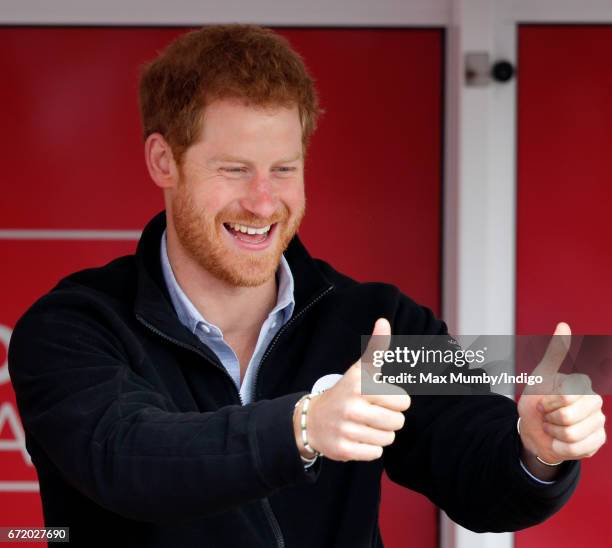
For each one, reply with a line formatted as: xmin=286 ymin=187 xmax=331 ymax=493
xmin=272 ymin=166 xmax=298 ymax=176
xmin=220 ymin=167 xmax=249 ymax=173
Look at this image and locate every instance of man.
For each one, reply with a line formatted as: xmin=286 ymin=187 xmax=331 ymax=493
xmin=8 ymin=25 xmax=606 ymax=547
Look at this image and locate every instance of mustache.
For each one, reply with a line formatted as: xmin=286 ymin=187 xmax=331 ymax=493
xmin=219 ymin=207 xmax=290 ymax=227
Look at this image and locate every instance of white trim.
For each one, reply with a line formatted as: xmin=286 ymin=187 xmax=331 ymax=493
xmin=0 ymin=230 xmax=141 ymax=240
xmin=0 ymin=481 xmax=39 ymax=492
xmin=441 ymin=3 xmax=514 ymax=548
xmin=0 ymin=0 xmax=451 ymax=26
xmin=498 ymin=0 xmax=612 ymax=23
xmin=443 ymin=0 xmax=517 ymax=339
xmin=441 ymin=0 xmax=460 ymax=335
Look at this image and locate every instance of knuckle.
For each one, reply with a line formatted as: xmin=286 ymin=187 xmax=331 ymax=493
xmin=390 ymin=412 xmax=405 ymax=431
xmin=382 ymin=431 xmax=396 ymax=447
xmin=563 ymin=427 xmax=580 ymax=443
xmin=599 ymin=412 xmax=607 ymax=427
xmin=362 ymin=449 xmax=377 ymax=462
xmin=336 ymin=440 xmax=351 ymax=461
xmin=578 ymin=373 xmax=592 ymax=388
xmin=338 ymin=422 xmax=353 ymax=438
xmin=564 ymin=443 xmax=580 ymax=458
xmin=342 ymin=400 xmax=360 ymax=422
xmin=558 ymin=408 xmax=573 ymax=425
xmin=571 ymin=373 xmax=587 ymax=386
xmin=544 ymin=422 xmax=558 ymax=437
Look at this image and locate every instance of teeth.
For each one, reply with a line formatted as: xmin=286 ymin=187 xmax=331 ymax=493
xmin=228 ymin=223 xmax=271 ymax=235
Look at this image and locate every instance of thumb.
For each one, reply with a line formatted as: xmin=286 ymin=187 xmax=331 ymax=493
xmin=364 ymin=318 xmax=392 ymax=359
xmin=531 ymin=322 xmax=572 ymax=380
xmin=359 ymin=318 xmax=392 ymax=380
xmin=372 ymin=317 xmax=392 ymax=337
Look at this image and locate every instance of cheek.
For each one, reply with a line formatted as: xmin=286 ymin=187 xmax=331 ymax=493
xmin=281 ymin=182 xmax=305 ymax=212
xmin=180 ymin=167 xmax=237 ymax=214
xmin=193 ymin=185 xmax=235 ymax=216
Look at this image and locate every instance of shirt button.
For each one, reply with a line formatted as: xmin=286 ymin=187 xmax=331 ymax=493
xmin=201 ymin=325 xmax=211 ymax=334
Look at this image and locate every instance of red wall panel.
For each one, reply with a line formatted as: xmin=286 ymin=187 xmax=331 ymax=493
xmin=516 ymin=25 xmax=612 ymax=548
xmin=0 ymin=240 xmax=137 ymax=548
xmin=287 ymin=29 xmax=443 ymax=309
xmin=1 ymin=27 xmax=443 ymax=547
xmin=0 ymin=28 xmax=171 ymax=230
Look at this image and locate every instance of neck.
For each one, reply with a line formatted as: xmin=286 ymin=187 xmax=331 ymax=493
xmin=165 ymin=228 xmax=277 ymax=336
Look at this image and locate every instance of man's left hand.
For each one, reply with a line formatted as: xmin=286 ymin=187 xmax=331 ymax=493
xmin=517 ymin=322 xmax=607 ymax=480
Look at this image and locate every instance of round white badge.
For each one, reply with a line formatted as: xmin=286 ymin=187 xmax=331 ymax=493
xmin=311 ymin=374 xmax=343 ymax=395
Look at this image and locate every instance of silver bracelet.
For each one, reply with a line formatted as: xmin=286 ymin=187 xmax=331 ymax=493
xmin=516 ymin=417 xmax=563 ymax=466
xmin=295 ymin=394 xmax=321 ymax=457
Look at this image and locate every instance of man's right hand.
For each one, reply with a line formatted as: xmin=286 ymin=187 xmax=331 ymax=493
xmin=293 ymin=318 xmax=411 ymax=462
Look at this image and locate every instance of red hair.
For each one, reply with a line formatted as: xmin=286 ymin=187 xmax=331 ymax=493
xmin=139 ymin=24 xmax=320 ymax=164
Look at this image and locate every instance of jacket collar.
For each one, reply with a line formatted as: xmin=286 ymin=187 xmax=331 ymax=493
xmin=134 ymin=210 xmax=333 ymax=339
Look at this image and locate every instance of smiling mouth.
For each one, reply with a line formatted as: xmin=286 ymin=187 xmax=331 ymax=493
xmin=223 ymin=222 xmax=276 ymax=245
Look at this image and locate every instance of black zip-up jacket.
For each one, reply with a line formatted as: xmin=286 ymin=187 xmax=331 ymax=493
xmin=8 ymin=211 xmax=580 ymax=547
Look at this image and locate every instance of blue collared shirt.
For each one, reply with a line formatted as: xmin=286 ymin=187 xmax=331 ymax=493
xmin=160 ymin=229 xmax=295 ymax=404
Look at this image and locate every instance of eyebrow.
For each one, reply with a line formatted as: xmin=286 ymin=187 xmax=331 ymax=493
xmin=275 ymin=154 xmax=303 ymax=164
xmin=209 ymin=155 xmax=252 ymax=165
xmin=209 ymin=153 xmax=303 ymax=165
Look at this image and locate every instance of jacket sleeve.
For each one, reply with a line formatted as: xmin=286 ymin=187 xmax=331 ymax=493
xmin=8 ymin=292 xmax=317 ymax=523
xmin=382 ymin=297 xmax=580 ymax=533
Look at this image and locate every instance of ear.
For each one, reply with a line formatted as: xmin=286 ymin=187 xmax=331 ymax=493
xmin=144 ymin=133 xmax=179 ymax=189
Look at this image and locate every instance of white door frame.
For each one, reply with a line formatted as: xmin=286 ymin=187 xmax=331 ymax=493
xmin=3 ymin=2 xmax=612 ymax=548
xmin=0 ymin=0 xmax=451 ymax=26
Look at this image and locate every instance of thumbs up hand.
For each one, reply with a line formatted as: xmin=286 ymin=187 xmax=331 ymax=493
xmin=293 ymin=318 xmax=411 ymax=462
xmin=517 ymin=323 xmax=607 ymax=478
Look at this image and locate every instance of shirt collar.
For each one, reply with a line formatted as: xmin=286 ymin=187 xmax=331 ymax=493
xmin=160 ymin=229 xmax=295 ymax=335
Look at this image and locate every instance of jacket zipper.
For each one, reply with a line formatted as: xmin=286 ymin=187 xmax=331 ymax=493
xmin=254 ymin=284 xmax=334 ymax=400
xmin=135 ymin=314 xmax=244 ymax=405
xmin=136 ymin=282 xmax=334 ymax=548
xmin=252 ymin=283 xmax=334 ymax=548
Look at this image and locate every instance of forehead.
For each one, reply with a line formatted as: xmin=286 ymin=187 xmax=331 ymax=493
xmin=198 ymin=99 xmax=302 ymax=148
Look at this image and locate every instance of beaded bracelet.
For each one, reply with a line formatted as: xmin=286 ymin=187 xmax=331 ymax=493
xmin=516 ymin=417 xmax=563 ymax=466
xmin=295 ymin=394 xmax=321 ymax=457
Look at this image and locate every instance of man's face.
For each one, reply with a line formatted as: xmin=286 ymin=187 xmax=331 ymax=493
xmin=170 ymin=99 xmax=305 ymax=287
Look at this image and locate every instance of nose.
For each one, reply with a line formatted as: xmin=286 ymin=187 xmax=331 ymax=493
xmin=239 ymin=172 xmax=278 ymax=219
